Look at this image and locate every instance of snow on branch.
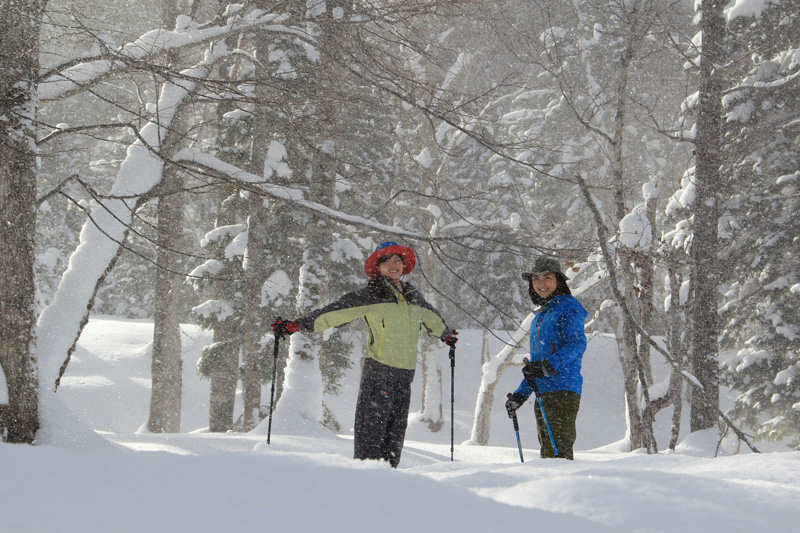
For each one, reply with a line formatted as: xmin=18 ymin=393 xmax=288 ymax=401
xmin=174 ymin=148 xmax=422 ymax=239
xmin=39 ymin=10 xmax=302 ymax=101
xmin=725 ymin=0 xmax=781 ymax=21
xmin=35 ymin=52 xmax=224 ymax=390
xmin=477 ymin=314 xmax=532 ymax=392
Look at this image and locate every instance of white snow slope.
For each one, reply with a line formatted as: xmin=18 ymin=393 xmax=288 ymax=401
xmin=2 ymin=317 xmax=798 ymax=533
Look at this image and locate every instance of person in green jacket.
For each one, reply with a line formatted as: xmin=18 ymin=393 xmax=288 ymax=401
xmin=272 ymin=241 xmax=457 ymax=468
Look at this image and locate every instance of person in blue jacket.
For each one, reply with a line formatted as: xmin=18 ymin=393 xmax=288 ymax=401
xmin=505 ymin=256 xmax=588 ymax=459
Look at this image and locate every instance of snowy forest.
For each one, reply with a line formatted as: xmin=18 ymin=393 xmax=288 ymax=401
xmin=0 ymin=0 xmax=798 ymax=457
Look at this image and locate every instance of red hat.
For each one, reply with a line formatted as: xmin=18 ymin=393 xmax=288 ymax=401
xmin=364 ymin=241 xmax=416 ymax=278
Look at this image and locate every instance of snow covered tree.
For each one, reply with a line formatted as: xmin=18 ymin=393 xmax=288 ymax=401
xmin=190 ymin=193 xmax=247 ymax=432
xmin=239 ymin=0 xmax=291 ymax=432
xmin=33 ymin=4 xmax=293 ymax=432
xmin=273 ymin=0 xmax=346 ymax=434
xmin=486 ymin=0 xmax=694 ymax=450
xmin=717 ymin=0 xmax=800 ymax=448
xmin=37 ymin=0 xmax=168 ymax=318
xmin=660 ymin=0 xmax=798 ymax=446
xmin=20 ymin=0 xmax=794 ymax=452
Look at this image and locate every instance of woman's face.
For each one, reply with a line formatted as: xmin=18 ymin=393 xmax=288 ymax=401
xmin=531 ymin=272 xmax=558 ymax=299
xmin=378 ymin=254 xmax=404 ymax=282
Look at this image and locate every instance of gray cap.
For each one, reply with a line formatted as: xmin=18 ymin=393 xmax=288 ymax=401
xmin=522 ymin=256 xmax=564 ymax=282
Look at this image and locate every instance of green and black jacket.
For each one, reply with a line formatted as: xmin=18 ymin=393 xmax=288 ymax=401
xmin=296 ymin=280 xmax=453 ymax=371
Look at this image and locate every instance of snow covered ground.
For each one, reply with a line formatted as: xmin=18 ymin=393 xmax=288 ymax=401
xmin=2 ymin=316 xmax=799 ymax=532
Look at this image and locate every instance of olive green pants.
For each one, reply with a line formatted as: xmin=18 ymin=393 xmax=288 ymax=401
xmin=533 ymin=390 xmax=581 ymax=460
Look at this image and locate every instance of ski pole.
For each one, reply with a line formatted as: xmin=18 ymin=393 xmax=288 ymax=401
xmin=524 ymin=358 xmax=559 ymax=457
xmin=508 ymin=393 xmax=524 ymax=462
xmin=534 ymin=388 xmax=559 ymax=457
xmin=449 ymin=341 xmax=456 ymax=461
xmin=267 ymin=317 xmax=283 ymax=445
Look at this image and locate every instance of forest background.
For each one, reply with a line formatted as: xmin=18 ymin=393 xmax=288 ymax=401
xmin=0 ymin=0 xmax=797 ymax=455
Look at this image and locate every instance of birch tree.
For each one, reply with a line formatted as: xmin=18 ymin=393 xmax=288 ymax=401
xmin=148 ymin=0 xmax=187 ymax=434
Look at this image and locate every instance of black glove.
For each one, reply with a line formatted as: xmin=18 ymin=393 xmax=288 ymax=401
xmin=505 ymin=392 xmax=526 ymax=418
xmin=444 ymin=330 xmax=459 ymax=346
xmin=522 ymin=359 xmax=555 ymax=384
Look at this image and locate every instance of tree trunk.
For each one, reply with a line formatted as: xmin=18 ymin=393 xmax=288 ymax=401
xmin=640 ymin=199 xmax=658 ymax=451
xmin=609 ymin=2 xmax=656 ymax=451
xmin=472 ymin=346 xmax=529 ymax=446
xmin=148 ymin=0 xmax=188 ymax=432
xmin=689 ymin=0 xmax=724 ymax=432
xmin=632 ymin=196 xmax=658 ymax=451
xmin=237 ymin=13 xmax=277 ymax=431
xmin=617 ymin=296 xmax=645 ymax=449
xmin=418 ymin=240 xmax=444 ymax=432
xmin=667 ymin=261 xmax=685 ymax=450
xmin=147 ymin=171 xmax=185 ymax=433
xmin=419 ymin=334 xmax=444 ymax=432
xmin=469 ymin=316 xmax=532 ymax=446
xmin=637 ymin=195 xmax=658 ymax=385
xmin=240 ymin=193 xmax=268 ymax=431
xmin=0 ymin=0 xmax=45 ymax=444
xmin=471 ymin=382 xmax=497 ymax=446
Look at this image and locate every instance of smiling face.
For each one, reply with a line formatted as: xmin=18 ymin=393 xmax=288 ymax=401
xmin=378 ymin=254 xmax=404 ymax=286
xmin=530 ymin=272 xmax=558 ymax=300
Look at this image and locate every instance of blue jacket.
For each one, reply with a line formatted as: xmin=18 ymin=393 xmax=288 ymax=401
xmin=514 ymin=294 xmax=588 ymax=399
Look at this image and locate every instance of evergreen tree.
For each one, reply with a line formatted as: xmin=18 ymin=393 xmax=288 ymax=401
xmin=718 ymin=0 xmax=800 ymax=448
xmin=190 ymin=191 xmax=247 ymax=431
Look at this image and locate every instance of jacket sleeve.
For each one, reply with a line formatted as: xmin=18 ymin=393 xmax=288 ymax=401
xmin=514 ymin=376 xmax=534 ymax=400
xmin=414 ymin=294 xmax=453 ymax=340
xmin=296 ymin=289 xmax=371 ymax=332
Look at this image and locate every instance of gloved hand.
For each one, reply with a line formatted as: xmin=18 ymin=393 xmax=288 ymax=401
xmin=444 ymin=330 xmax=459 ymax=346
xmin=271 ymin=318 xmax=299 ymax=338
xmin=522 ymin=359 xmax=555 ymax=384
xmin=505 ymin=392 xmax=526 ymax=418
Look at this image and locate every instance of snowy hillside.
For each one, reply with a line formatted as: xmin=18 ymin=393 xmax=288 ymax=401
xmin=52 ymin=317 xmax=631 ymax=449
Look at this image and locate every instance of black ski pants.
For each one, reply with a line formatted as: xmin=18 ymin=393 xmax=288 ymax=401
xmin=354 ymin=358 xmax=415 ymax=468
